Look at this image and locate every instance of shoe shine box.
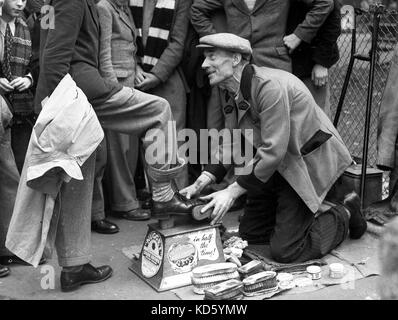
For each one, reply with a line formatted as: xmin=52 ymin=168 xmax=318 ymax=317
xmin=340 ymin=164 xmax=383 ymax=207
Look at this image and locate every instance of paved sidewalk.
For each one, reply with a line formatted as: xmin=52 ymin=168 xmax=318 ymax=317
xmin=0 ymin=210 xmax=382 ymax=300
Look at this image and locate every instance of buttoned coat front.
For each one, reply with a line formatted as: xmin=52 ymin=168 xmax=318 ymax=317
xmin=191 ymin=0 xmax=334 ymax=73
xmin=97 ymin=0 xmax=138 ymax=87
xmin=205 ymin=66 xmax=352 ymax=213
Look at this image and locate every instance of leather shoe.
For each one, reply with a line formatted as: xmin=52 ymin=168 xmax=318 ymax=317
xmin=141 ymin=198 xmax=152 ymax=210
xmin=0 ymin=255 xmax=46 ymax=266
xmin=119 ymin=208 xmax=151 ymax=221
xmin=0 ymin=264 xmax=10 ymax=278
xmin=91 ymin=219 xmax=119 ymax=234
xmin=152 ymin=192 xmax=206 ymax=218
xmin=60 ymin=263 xmax=113 ymax=292
xmin=343 ymin=191 xmax=367 ymax=239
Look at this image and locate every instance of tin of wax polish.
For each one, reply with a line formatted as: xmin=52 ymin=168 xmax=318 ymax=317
xmin=306 ymin=265 xmax=322 ymax=280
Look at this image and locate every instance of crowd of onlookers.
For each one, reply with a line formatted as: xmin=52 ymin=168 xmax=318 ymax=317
xmin=0 ymin=0 xmax=345 ymax=288
xmin=0 ymin=0 xmax=376 ymax=293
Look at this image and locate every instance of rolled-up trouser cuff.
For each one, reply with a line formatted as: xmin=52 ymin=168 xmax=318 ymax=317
xmin=58 ymin=254 xmax=91 ymax=267
xmin=146 ymin=159 xmax=186 ymax=183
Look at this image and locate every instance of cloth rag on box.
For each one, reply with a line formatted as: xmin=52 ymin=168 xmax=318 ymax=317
xmin=6 ymin=74 xmax=104 ymax=267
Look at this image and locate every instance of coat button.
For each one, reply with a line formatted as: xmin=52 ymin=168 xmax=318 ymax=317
xmin=224 ymin=105 xmax=234 ymax=114
xmin=238 ymin=101 xmax=249 ymax=110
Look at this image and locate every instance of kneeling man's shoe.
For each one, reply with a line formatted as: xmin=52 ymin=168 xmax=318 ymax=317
xmin=0 ymin=264 xmax=10 ymax=278
xmin=60 ymin=263 xmax=113 ymax=292
xmin=91 ymin=219 xmax=119 ymax=234
xmin=343 ymin=191 xmax=367 ymax=239
xmin=152 ymin=193 xmax=206 ymax=218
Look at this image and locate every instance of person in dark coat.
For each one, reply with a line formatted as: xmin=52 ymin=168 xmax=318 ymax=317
xmin=286 ymin=0 xmax=342 ymax=117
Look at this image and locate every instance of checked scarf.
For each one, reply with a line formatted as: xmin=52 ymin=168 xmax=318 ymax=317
xmin=0 ymin=17 xmax=33 ymax=115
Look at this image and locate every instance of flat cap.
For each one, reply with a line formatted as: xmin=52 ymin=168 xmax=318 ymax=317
xmin=197 ymin=33 xmax=252 ymax=57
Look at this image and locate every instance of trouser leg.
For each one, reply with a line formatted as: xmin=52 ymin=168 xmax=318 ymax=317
xmin=55 ymin=152 xmax=96 ymax=267
xmin=0 ymin=128 xmax=20 ymax=256
xmin=94 ymin=87 xmax=184 ymax=182
xmin=105 ymin=130 xmax=140 ymax=212
xmin=149 ymin=71 xmax=188 ymax=189
xmin=91 ymin=138 xmax=107 ymax=222
xmin=239 ymin=190 xmax=276 ymax=244
xmin=11 ymin=118 xmax=33 ymax=174
xmin=269 ymin=173 xmax=349 ymax=263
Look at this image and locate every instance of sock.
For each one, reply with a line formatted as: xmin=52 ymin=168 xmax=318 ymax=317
xmin=62 ymin=265 xmax=84 ymax=273
xmin=152 ymin=182 xmax=175 ymax=202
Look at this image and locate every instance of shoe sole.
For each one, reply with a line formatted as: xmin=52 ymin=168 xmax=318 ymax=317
xmin=92 ymin=229 xmax=120 ymax=234
xmin=152 ymin=212 xmax=193 ymax=219
xmin=61 ymin=269 xmax=113 ymax=292
xmin=122 ymin=216 xmax=151 ymax=221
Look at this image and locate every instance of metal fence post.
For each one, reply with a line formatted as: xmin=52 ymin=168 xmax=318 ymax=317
xmin=360 ymin=4 xmax=384 ymax=211
xmin=334 ymin=7 xmax=358 ymax=127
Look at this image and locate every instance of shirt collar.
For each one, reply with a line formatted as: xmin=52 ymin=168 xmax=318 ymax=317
xmin=0 ymin=17 xmax=17 ymax=36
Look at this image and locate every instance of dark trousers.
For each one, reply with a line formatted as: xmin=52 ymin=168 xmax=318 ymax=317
xmin=11 ymin=115 xmax=34 ymax=173
xmin=239 ymin=172 xmax=349 ymax=263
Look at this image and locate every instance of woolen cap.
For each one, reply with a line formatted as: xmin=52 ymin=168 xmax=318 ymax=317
xmin=197 ymin=33 xmax=252 ymax=57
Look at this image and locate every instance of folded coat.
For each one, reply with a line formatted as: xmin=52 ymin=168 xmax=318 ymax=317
xmin=6 ymin=74 xmax=104 ymax=267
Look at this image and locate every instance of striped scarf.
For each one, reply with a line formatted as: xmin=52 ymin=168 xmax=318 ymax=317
xmin=0 ymin=18 xmax=33 ymax=115
xmin=130 ymin=0 xmax=176 ymax=71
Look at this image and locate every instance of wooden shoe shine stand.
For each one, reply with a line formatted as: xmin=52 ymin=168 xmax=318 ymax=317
xmin=130 ymin=216 xmax=225 ymax=292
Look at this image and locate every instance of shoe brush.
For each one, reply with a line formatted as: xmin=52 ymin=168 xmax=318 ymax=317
xmin=242 ymin=271 xmax=278 ymax=294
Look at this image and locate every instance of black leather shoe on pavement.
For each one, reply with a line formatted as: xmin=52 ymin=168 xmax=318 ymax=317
xmin=91 ymin=219 xmax=119 ymax=234
xmin=60 ymin=263 xmax=113 ymax=292
xmin=152 ymin=193 xmax=206 ymax=218
xmin=343 ymin=191 xmax=367 ymax=239
xmin=0 ymin=255 xmax=46 ymax=266
xmin=119 ymin=208 xmax=151 ymax=221
xmin=0 ymin=264 xmax=10 ymax=278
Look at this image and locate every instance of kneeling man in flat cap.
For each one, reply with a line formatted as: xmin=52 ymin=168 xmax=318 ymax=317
xmin=180 ymin=33 xmax=367 ymax=263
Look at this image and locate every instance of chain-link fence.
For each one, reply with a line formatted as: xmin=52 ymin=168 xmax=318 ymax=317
xmin=329 ymin=4 xmax=398 ymax=198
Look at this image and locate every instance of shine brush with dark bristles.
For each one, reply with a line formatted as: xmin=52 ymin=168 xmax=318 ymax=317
xmin=242 ymin=271 xmax=278 ymax=293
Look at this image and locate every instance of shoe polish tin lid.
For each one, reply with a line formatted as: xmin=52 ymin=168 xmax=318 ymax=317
xmin=329 ymin=263 xmax=345 ymax=279
xmin=306 ymin=265 xmax=322 ymax=280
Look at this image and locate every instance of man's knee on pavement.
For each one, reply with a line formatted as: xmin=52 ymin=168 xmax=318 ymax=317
xmin=269 ymin=240 xmax=299 ymax=263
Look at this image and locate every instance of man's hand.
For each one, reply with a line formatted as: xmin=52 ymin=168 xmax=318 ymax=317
xmin=283 ymin=33 xmax=302 ymax=54
xmin=0 ymin=78 xmax=14 ymax=94
xmin=135 ymin=64 xmax=146 ymax=85
xmin=311 ymin=64 xmax=328 ymax=87
xmin=180 ymin=173 xmax=213 ymax=199
xmin=135 ymin=71 xmax=161 ymax=91
xmin=10 ymin=77 xmax=32 ymax=92
xmin=200 ymin=182 xmax=247 ymax=226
